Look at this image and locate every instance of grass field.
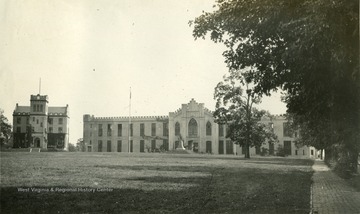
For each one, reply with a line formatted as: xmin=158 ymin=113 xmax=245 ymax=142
xmin=0 ymin=152 xmax=314 ymax=213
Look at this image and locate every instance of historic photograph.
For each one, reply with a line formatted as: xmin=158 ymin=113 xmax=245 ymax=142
xmin=1 ymin=0 xmax=359 ymax=213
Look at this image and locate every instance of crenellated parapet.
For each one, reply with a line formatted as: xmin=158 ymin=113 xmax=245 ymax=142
xmin=87 ymin=115 xmax=169 ymax=122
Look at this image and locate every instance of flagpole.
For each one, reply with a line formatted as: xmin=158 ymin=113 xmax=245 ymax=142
xmin=128 ymin=87 xmax=131 ymax=153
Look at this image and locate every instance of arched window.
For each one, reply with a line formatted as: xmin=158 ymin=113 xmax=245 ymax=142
xmin=175 ymin=122 xmax=180 ymax=136
xmin=188 ymin=118 xmax=198 ymax=137
xmin=206 ymin=121 xmax=212 ymax=136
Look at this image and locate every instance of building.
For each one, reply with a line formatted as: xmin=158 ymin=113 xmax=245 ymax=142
xmin=12 ymin=94 xmax=69 ymax=150
xmin=83 ymin=99 xmax=316 ymax=158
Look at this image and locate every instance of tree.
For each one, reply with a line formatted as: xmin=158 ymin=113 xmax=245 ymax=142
xmin=214 ymin=74 xmax=277 ymax=158
xmin=76 ymin=138 xmax=85 ymax=152
xmin=0 ymin=109 xmax=12 ymax=147
xmin=192 ymin=0 xmax=359 ymax=173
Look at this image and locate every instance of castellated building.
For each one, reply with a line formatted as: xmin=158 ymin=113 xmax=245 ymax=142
xmin=12 ymin=94 xmax=69 ymax=150
xmin=83 ymin=99 xmax=316 ymax=158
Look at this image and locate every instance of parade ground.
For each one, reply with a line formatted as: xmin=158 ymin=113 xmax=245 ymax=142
xmin=0 ymin=152 xmax=357 ymax=213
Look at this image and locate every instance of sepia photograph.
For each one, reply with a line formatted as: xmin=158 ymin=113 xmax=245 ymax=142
xmin=1 ymin=0 xmax=359 ymax=213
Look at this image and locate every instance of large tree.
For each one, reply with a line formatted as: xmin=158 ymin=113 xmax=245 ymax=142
xmin=214 ymin=74 xmax=277 ymax=158
xmin=192 ymin=0 xmax=359 ymax=172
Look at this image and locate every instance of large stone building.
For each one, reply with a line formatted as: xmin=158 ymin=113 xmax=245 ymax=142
xmin=83 ymin=99 xmax=316 ymax=158
xmin=12 ymin=94 xmax=69 ymax=150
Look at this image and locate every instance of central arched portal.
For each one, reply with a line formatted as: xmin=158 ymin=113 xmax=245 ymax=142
xmin=188 ymin=119 xmax=199 ymax=152
xmin=35 ymin=138 xmax=41 ymax=148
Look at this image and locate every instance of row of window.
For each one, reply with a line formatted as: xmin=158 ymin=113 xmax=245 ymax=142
xmin=95 ymin=139 xmax=169 ymax=152
xmin=95 ymin=123 xmax=169 ymax=137
xmin=32 ymin=104 xmax=44 ymax=112
xmin=16 ymin=117 xmax=63 ymax=125
xmin=15 ymin=126 xmax=63 ymax=133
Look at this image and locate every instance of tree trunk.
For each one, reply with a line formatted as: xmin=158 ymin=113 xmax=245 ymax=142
xmin=245 ymin=143 xmax=250 ymax=159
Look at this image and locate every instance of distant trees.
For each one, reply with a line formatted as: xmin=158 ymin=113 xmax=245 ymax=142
xmin=192 ymin=0 xmax=359 ymax=173
xmin=0 ymin=109 xmax=12 ymax=147
xmin=213 ymin=74 xmax=277 ymax=158
xmin=76 ymin=138 xmax=85 ymax=152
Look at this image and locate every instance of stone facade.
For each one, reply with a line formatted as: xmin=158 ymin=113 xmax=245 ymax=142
xmin=83 ymin=99 xmax=316 ymax=158
xmin=12 ymin=94 xmax=69 ymax=150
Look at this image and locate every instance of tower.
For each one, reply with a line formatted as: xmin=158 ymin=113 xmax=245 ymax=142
xmin=29 ymin=94 xmax=49 ymax=148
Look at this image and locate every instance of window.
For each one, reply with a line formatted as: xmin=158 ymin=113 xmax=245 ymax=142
xmin=107 ymin=124 xmax=112 ymax=136
xmin=33 ymin=105 xmax=36 ymax=112
xmin=219 ymin=125 xmax=224 ymax=137
xmin=219 ymin=140 xmax=224 ymax=154
xmin=33 ymin=117 xmax=35 ymax=122
xmin=140 ymin=123 xmax=145 ymax=136
xmin=58 ymin=127 xmax=63 ymax=133
xmin=40 ymin=104 xmax=43 ymax=112
xmin=151 ymin=123 xmax=156 ymax=136
xmin=311 ymin=150 xmax=314 ymax=155
xmin=89 ymin=140 xmax=92 ymax=145
xmin=283 ymin=122 xmax=293 ymax=137
xmin=17 ymin=117 xmax=21 ymax=124
xmin=26 ymin=117 xmax=29 ymax=124
xmin=98 ymin=140 xmax=102 ymax=152
xmin=175 ymin=122 xmax=180 ymax=136
xmin=130 ymin=140 xmax=133 ymax=152
xmin=49 ymin=127 xmax=53 ymax=133
xmin=162 ymin=139 xmax=168 ymax=151
xmin=117 ymin=140 xmax=122 ymax=152
xmin=163 ymin=123 xmax=168 ymax=136
xmin=151 ymin=140 xmax=156 ymax=151
xmin=36 ymin=119 xmax=39 ymax=124
xmin=107 ymin=141 xmax=111 ymax=152
xmin=98 ymin=124 xmax=103 ymax=137
xmin=40 ymin=122 xmax=43 ymax=127
xmin=130 ymin=124 xmax=133 ymax=136
xmin=295 ymin=150 xmax=298 ymax=155
xmin=36 ymin=105 xmax=39 ymax=112
xmin=188 ymin=118 xmax=198 ymax=137
xmin=59 ymin=118 xmax=63 ymax=125
xmin=16 ymin=127 xmax=21 ymax=133
xmin=48 ymin=118 xmax=53 ymax=125
xmin=206 ymin=141 xmax=212 ymax=153
xmin=226 ymin=141 xmax=234 ymax=155
xmin=90 ymin=124 xmax=93 ymax=128
xmin=140 ymin=140 xmax=145 ymax=152
xmin=206 ymin=121 xmax=212 ymax=136
xmin=117 ymin=124 xmax=122 ymax=136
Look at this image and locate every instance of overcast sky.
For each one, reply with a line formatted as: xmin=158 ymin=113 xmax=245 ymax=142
xmin=0 ymin=0 xmax=286 ymax=144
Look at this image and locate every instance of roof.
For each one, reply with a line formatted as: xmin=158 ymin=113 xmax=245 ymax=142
xmin=12 ymin=105 xmax=68 ymax=116
xmin=48 ymin=106 xmax=68 ymax=116
xmin=13 ymin=106 xmax=30 ymax=115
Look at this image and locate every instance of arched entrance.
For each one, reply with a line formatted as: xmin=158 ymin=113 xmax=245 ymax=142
xmin=35 ymin=138 xmax=41 ymax=148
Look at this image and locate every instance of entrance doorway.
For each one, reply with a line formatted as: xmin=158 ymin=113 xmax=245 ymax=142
xmin=187 ymin=140 xmax=193 ymax=151
xmin=35 ymin=138 xmax=40 ymax=148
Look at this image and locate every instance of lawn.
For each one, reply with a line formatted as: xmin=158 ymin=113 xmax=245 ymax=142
xmin=0 ymin=152 xmax=314 ymax=213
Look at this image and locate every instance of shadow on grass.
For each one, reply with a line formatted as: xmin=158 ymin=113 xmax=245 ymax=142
xmin=1 ymin=167 xmax=313 ymax=214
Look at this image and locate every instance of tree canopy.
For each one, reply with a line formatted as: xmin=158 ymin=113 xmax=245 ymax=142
xmin=214 ymin=74 xmax=277 ymax=158
xmin=192 ymin=0 xmax=359 ymax=172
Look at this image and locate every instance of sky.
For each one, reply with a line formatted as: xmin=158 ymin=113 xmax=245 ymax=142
xmin=0 ymin=0 xmax=286 ymax=144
